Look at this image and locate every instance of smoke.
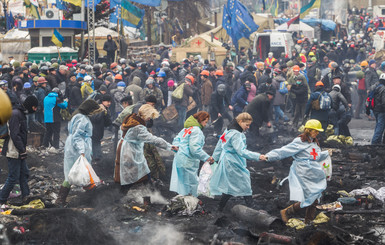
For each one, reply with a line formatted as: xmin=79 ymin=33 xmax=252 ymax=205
xmin=139 ymin=224 xmax=184 ymax=245
xmin=122 ymin=186 xmax=169 ymax=205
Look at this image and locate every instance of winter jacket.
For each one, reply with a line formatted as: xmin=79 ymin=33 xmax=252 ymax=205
xmin=245 ymin=93 xmax=271 ymax=127
xmin=201 ymin=79 xmax=213 ymax=106
xmin=89 ymin=107 xmax=112 ymax=142
xmin=210 ymin=91 xmax=230 ymax=116
xmin=170 ymin=116 xmax=210 ymax=196
xmin=93 ymin=78 xmax=103 ymax=91
xmin=103 ymin=37 xmax=117 ymax=54
xmin=373 ymin=83 xmax=385 ymax=113
xmin=2 ymin=104 xmax=27 ymax=159
xmin=240 ymin=69 xmax=256 ymax=85
xmin=34 ymin=87 xmax=46 ymax=112
xmin=272 ymin=76 xmax=286 ymax=106
xmin=69 ymin=83 xmax=83 ymax=108
xmin=43 ymin=92 xmax=68 ymax=123
xmin=46 ymin=74 xmax=58 ymax=89
xmin=329 ymin=89 xmax=349 ymax=111
xmin=112 ymin=89 xmax=126 ymax=113
xmin=231 ymin=85 xmax=249 ymax=113
xmin=129 ymin=69 xmax=148 ymax=87
xmin=81 ymin=83 xmax=93 ymax=100
xmin=365 ymin=67 xmax=379 ymax=91
xmin=125 ymin=77 xmax=142 ymax=104
xmin=290 ymin=82 xmax=308 ymax=103
xmin=305 ymin=88 xmax=332 ymax=122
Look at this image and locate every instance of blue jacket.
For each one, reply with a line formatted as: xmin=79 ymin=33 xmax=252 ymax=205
xmin=76 ymin=72 xmax=87 ymax=79
xmin=231 ymin=86 xmax=249 ymax=113
xmin=44 ymin=92 xmax=68 ymax=123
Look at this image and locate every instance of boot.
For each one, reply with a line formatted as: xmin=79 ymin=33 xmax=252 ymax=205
xmin=55 ymin=186 xmax=70 ymax=206
xmin=244 ymin=196 xmax=253 ymax=207
xmin=305 ymin=201 xmax=318 ymax=224
xmin=280 ymin=202 xmax=301 ymax=223
xmin=218 ymin=194 xmax=232 ymax=212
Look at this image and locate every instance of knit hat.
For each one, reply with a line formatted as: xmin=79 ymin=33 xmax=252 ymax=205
xmin=105 ymin=76 xmax=114 ymax=83
xmin=23 ymin=95 xmax=38 ymax=114
xmin=145 ymin=95 xmax=157 ymax=104
xmin=369 ymin=59 xmax=376 ymax=66
xmin=146 ymin=78 xmax=154 ymax=85
xmin=95 ymin=71 xmax=102 ymax=77
xmin=31 ymin=68 xmax=39 ymax=75
xmin=101 ymin=93 xmax=112 ymax=102
xmin=78 ymin=99 xmax=101 ymax=115
xmin=99 ymin=85 xmax=108 ymax=92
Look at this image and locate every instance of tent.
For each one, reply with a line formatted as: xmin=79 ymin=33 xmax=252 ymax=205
xmin=276 ymin=21 xmax=315 ymax=39
xmin=0 ymin=29 xmax=30 ymax=62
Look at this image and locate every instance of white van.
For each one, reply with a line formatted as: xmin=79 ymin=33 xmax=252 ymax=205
xmin=252 ymin=31 xmax=295 ymax=60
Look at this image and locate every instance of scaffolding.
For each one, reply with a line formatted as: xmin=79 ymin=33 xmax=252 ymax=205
xmin=87 ymin=0 xmax=96 ymax=64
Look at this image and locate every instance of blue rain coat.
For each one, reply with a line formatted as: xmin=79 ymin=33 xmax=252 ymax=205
xmin=210 ymin=129 xmax=260 ymax=196
xmin=170 ymin=126 xmax=210 ymax=197
xmin=120 ymin=125 xmax=171 ymax=185
xmin=265 ymin=137 xmax=328 ymax=208
xmin=64 ymin=114 xmax=93 ymax=181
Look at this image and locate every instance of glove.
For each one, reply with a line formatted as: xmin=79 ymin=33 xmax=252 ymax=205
xmin=20 ymin=152 xmax=27 ymax=160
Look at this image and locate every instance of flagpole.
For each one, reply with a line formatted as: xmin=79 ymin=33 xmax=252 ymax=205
xmin=57 ymin=46 xmax=62 ymax=62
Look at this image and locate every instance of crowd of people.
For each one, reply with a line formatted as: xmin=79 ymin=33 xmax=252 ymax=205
xmin=0 ymin=9 xmax=385 ymax=224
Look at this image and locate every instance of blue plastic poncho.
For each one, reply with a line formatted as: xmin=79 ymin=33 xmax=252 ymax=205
xmin=210 ymin=129 xmax=260 ymax=196
xmin=170 ymin=122 xmax=210 ymax=197
xmin=265 ymin=137 xmax=328 ymax=208
xmin=120 ymin=125 xmax=171 ymax=185
xmin=64 ymin=114 xmax=93 ymax=181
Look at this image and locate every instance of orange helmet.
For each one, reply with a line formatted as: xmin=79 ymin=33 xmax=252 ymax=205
xmin=185 ymin=74 xmax=195 ymax=84
xmin=115 ymin=74 xmax=122 ymax=80
xmin=297 ymin=40 xmax=303 ymax=44
xmin=292 ymin=65 xmax=300 ymax=72
xmin=215 ymin=70 xmax=224 ymax=76
xmin=315 ymin=81 xmax=324 ymax=87
xmin=200 ymin=70 xmax=210 ymax=76
xmin=255 ymin=62 xmax=264 ymax=70
xmin=360 ymin=61 xmax=368 ymax=67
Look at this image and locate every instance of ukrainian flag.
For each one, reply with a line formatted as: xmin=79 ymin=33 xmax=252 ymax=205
xmin=300 ymin=0 xmax=321 ymax=19
xmin=24 ymin=0 xmax=40 ymax=19
xmin=121 ymin=0 xmax=145 ymax=28
xmin=51 ymin=29 xmax=64 ymax=47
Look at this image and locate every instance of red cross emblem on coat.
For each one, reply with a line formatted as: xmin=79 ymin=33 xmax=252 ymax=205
xmin=220 ymin=133 xmax=227 ymax=143
xmin=310 ymin=148 xmax=318 ymax=160
xmin=183 ymin=127 xmax=193 ymax=137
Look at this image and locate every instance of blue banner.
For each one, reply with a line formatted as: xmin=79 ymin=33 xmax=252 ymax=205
xmin=6 ymin=11 xmax=14 ymax=30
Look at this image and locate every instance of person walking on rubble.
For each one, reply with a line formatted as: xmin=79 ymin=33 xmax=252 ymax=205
xmin=115 ymin=104 xmax=178 ymax=193
xmin=56 ymin=99 xmax=104 ymax=206
xmin=170 ymin=111 xmax=214 ymax=197
xmin=261 ymin=119 xmax=332 ymax=224
xmin=210 ymin=113 xmax=263 ymax=211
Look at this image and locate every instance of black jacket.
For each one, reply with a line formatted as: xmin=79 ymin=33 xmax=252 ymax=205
xmin=103 ymin=38 xmax=117 ymax=54
xmin=245 ymin=93 xmax=271 ymax=126
xmin=290 ymin=82 xmax=308 ymax=103
xmin=69 ymin=83 xmax=83 ymax=107
xmin=373 ymin=83 xmax=385 ymax=113
xmin=2 ymin=104 xmax=27 ymax=158
xmin=210 ymin=91 xmax=230 ymax=115
xmin=365 ymin=67 xmax=379 ymax=90
xmin=89 ymin=108 xmax=112 ymax=142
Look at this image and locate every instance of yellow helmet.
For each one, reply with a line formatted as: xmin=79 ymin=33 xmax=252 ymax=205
xmin=309 ymin=52 xmax=315 ymax=56
xmin=0 ymin=89 xmax=12 ymax=125
xmin=305 ymin=119 xmax=324 ymax=132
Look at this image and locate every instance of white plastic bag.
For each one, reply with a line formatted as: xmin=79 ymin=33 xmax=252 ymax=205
xmin=68 ymin=156 xmax=101 ymax=187
xmin=319 ymin=155 xmax=332 ymax=181
xmin=198 ymin=161 xmax=215 ymax=197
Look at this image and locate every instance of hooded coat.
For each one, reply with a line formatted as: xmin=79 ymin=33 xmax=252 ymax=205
xmin=43 ymin=92 xmax=68 ymax=123
xmin=210 ymin=120 xmax=260 ymax=196
xmin=125 ymin=76 xmax=142 ymax=104
xmin=170 ymin=116 xmax=210 ymax=196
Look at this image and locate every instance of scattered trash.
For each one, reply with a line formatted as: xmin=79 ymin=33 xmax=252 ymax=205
xmin=12 ymin=226 xmax=27 ymax=234
xmin=143 ymin=196 xmax=151 ymax=206
xmin=166 ymin=195 xmax=203 ymax=216
xmin=316 ymin=201 xmax=343 ymax=211
xmin=286 ymin=218 xmax=306 ymax=230
xmin=197 ymin=161 xmax=216 ymax=197
xmin=337 ymin=197 xmax=358 ymax=205
xmin=231 ymin=205 xmax=283 ymax=230
xmin=258 ymin=232 xmax=293 ymax=244
xmin=349 ymin=187 xmax=385 ymax=203
xmin=9 ymin=199 xmax=45 ymax=210
xmin=132 ymin=206 xmax=145 ymax=212
xmin=337 ymin=190 xmax=354 ymax=197
xmin=313 ymin=212 xmax=330 ymax=225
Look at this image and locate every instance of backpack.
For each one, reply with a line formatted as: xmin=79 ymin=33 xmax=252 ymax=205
xmin=366 ymin=84 xmax=384 ymax=115
xmin=278 ymin=81 xmax=288 ymax=94
xmin=171 ymin=83 xmax=185 ymax=101
xmin=319 ymin=92 xmax=332 ymax=110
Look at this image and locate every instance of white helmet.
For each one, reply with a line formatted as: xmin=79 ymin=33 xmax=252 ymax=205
xmin=380 ymin=73 xmax=385 ymax=81
xmin=84 ymin=75 xmax=92 ymax=82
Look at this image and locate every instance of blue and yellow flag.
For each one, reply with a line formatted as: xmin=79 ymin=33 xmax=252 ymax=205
xmin=121 ymin=0 xmax=145 ymax=28
xmin=300 ymin=0 xmax=321 ymax=19
xmin=51 ymin=29 xmax=64 ymax=47
xmin=24 ymin=0 xmax=40 ymax=19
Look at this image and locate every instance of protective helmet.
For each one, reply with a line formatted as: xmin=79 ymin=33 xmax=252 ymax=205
xmin=381 ymin=61 xmax=385 ymax=70
xmin=380 ymin=73 xmax=385 ymax=81
xmin=158 ymin=71 xmax=166 ymax=77
xmin=200 ymin=70 xmax=209 ymax=76
xmin=84 ymin=75 xmax=92 ymax=82
xmin=315 ymin=81 xmax=324 ymax=87
xmin=115 ymin=74 xmax=123 ymax=80
xmin=23 ymin=82 xmax=31 ymax=89
xmin=305 ymin=119 xmax=324 ymax=132
xmin=356 ymin=71 xmax=364 ymax=79
xmin=185 ymin=74 xmax=195 ymax=84
xmin=40 ymin=66 xmax=49 ymax=71
xmin=292 ymin=65 xmax=300 ymax=72
xmin=0 ymin=80 xmax=7 ymax=86
xmin=119 ymin=58 xmax=126 ymax=64
xmin=350 ymin=59 xmax=356 ymax=65
xmin=117 ymin=81 xmax=126 ymax=87
xmin=0 ymin=89 xmax=12 ymax=125
xmin=52 ymin=87 xmax=60 ymax=94
xmin=215 ymin=70 xmax=224 ymax=76
xmin=256 ymin=62 xmax=264 ymax=70
xmin=360 ymin=61 xmax=368 ymax=67
xmin=217 ymin=84 xmax=226 ymax=95
xmin=332 ymin=84 xmax=341 ymax=92
xmin=308 ymin=52 xmax=315 ymax=56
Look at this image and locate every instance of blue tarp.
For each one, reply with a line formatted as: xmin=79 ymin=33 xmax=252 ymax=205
xmin=274 ymin=18 xmax=336 ymax=32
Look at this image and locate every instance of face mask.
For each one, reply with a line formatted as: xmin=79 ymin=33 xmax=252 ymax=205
xmin=296 ymin=81 xmax=302 ymax=84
